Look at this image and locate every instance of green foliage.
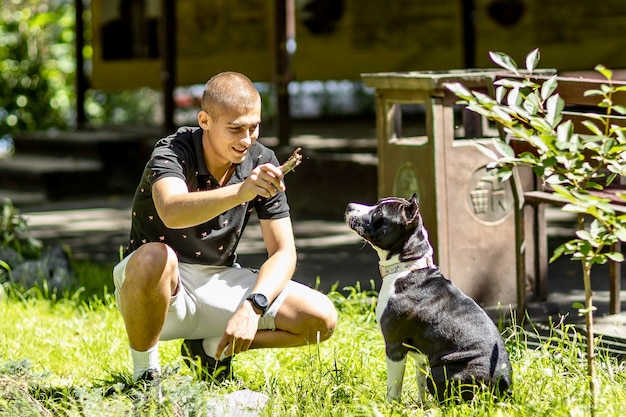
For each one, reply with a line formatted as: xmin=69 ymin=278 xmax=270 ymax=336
xmin=0 ymin=0 xmax=161 ymax=133
xmin=447 ymin=50 xmax=626 ymax=270
xmin=0 ymin=0 xmax=76 ymax=136
xmin=85 ymin=87 xmax=161 ymax=127
xmin=447 ymin=49 xmax=626 ymax=415
xmin=0 ymin=198 xmax=42 ymax=260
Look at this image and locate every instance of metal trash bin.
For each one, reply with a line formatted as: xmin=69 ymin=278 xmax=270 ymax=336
xmin=361 ymin=70 xmax=536 ymax=308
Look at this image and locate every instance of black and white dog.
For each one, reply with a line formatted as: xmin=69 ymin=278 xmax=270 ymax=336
xmin=344 ymin=195 xmax=512 ymax=402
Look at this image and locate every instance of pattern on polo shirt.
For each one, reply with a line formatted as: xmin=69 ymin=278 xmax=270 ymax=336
xmin=125 ymin=127 xmax=289 ymax=265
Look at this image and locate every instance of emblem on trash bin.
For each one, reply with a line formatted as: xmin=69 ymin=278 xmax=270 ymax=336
xmin=467 ymin=167 xmax=513 ymax=224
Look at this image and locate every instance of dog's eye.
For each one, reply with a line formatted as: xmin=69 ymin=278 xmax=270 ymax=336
xmin=371 ymin=209 xmax=384 ymax=226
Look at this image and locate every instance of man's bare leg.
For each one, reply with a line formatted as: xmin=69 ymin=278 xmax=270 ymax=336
xmin=119 ymin=243 xmax=178 ymax=379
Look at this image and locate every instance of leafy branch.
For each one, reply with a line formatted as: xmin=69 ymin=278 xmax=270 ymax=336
xmin=447 ymin=49 xmax=626 ymax=415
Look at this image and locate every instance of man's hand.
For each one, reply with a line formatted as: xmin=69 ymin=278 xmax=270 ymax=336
xmin=237 ymin=163 xmax=285 ymax=202
xmin=215 ymin=300 xmax=261 ymax=359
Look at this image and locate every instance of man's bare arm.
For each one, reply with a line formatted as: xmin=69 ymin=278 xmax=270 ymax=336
xmin=252 ymin=216 xmax=297 ymax=300
xmin=153 ymin=163 xmax=285 ymax=229
xmin=215 ymin=216 xmax=297 ymax=358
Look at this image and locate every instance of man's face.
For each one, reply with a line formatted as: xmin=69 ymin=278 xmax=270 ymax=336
xmin=199 ymin=103 xmax=262 ymax=167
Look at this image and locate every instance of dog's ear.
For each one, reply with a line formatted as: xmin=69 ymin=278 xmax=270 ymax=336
xmin=405 ymin=196 xmax=420 ymax=225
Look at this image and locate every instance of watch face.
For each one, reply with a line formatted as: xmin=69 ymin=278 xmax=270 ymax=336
xmin=256 ymin=294 xmax=268 ymax=308
xmin=249 ymin=293 xmax=268 ymax=311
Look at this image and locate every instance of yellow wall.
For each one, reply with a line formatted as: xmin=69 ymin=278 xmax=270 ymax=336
xmin=91 ymin=0 xmax=626 ymax=90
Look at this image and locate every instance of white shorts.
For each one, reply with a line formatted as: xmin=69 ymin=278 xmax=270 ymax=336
xmin=113 ymin=251 xmax=301 ymax=343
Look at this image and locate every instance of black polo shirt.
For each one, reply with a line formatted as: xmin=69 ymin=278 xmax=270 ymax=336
xmin=125 ymin=126 xmax=290 ymax=265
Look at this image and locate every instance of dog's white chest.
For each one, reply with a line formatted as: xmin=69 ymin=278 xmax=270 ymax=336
xmin=375 ymin=271 xmax=406 ymax=324
xmin=375 ymin=270 xmax=429 ymax=402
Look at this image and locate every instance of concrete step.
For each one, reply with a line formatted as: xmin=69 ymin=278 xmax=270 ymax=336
xmin=0 ymin=153 xmax=102 ymax=173
xmin=0 ymin=154 xmax=103 ymax=200
xmin=0 ymin=189 xmax=47 ymax=206
xmin=13 ymin=129 xmax=155 ymax=160
xmin=4 ymin=129 xmax=156 ymax=201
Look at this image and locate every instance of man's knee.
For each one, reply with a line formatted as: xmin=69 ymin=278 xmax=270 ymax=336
xmin=123 ymin=243 xmax=178 ymax=293
xmin=279 ymin=288 xmax=337 ymax=343
xmin=310 ymin=294 xmax=338 ymax=342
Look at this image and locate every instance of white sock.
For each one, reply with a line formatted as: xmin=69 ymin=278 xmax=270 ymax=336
xmin=131 ymin=344 xmax=161 ymax=381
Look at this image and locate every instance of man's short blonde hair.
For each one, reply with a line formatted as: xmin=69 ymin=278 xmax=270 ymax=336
xmin=201 ymin=72 xmax=261 ymax=120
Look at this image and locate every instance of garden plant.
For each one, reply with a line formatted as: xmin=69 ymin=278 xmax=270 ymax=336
xmin=447 ymin=49 xmax=626 ymax=416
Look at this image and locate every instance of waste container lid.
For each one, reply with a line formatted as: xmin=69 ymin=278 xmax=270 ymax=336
xmin=361 ymin=68 xmax=555 ymax=91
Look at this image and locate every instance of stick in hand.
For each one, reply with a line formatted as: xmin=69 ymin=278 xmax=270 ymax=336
xmin=279 ymin=147 xmax=303 ymax=175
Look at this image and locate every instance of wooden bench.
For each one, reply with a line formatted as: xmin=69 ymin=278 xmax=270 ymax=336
xmin=503 ymin=74 xmax=626 ymax=314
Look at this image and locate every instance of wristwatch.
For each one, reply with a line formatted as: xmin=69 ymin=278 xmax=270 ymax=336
xmin=246 ymin=293 xmax=269 ymax=315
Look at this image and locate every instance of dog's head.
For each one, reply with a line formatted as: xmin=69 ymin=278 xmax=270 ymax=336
xmin=344 ymin=194 xmax=431 ymax=262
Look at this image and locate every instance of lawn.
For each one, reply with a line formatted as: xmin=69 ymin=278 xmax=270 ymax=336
xmin=0 ymin=263 xmax=625 ymax=416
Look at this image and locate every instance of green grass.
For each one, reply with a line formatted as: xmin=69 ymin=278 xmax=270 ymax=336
xmin=0 ymin=265 xmax=625 ymax=416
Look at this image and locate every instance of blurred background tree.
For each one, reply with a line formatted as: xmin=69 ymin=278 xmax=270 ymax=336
xmin=0 ymin=0 xmax=375 ymax=137
xmin=0 ymin=0 xmax=75 ymax=136
xmin=0 ymin=0 xmax=162 ymax=136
